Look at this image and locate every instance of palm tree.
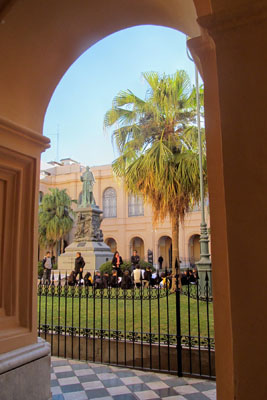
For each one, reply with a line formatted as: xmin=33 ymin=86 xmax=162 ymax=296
xmin=104 ymin=70 xmax=207 ymax=277
xmin=39 ymin=188 xmax=74 ymax=258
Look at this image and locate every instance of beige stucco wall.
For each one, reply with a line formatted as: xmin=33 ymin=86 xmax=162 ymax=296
xmin=39 ymin=162 xmax=210 ymax=266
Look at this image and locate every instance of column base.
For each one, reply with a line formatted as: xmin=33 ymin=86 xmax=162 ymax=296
xmin=0 ymin=337 xmax=51 ymax=400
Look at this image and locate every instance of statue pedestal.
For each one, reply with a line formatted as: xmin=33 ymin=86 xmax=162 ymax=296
xmin=58 ymin=206 xmax=113 ymax=274
xmin=58 ymin=240 xmax=113 ymax=274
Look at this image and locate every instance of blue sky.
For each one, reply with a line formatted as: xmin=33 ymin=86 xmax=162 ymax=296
xmin=42 ymin=25 xmax=196 ymax=167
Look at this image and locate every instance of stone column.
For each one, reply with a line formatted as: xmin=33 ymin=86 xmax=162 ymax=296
xmin=189 ymin=2 xmax=267 ymax=399
xmin=0 ymin=117 xmax=51 ymax=400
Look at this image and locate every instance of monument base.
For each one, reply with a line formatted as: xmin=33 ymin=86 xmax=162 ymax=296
xmin=58 ymin=240 xmax=113 ymax=274
xmin=0 ymin=338 xmax=51 ymax=400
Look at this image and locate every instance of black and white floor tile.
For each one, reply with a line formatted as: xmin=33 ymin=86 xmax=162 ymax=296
xmin=51 ymin=357 xmax=216 ymax=400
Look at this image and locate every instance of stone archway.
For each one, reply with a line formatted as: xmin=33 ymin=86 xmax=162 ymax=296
xmin=1 ymin=1 xmax=267 ymax=399
xmin=0 ymin=0 xmax=204 ymax=133
xmin=105 ymin=237 xmax=117 ymax=254
xmin=188 ymin=234 xmax=200 ymax=265
xmin=158 ymin=236 xmax=172 ymax=269
xmin=0 ymin=0 xmax=204 ymax=355
xmin=130 ymin=236 xmax=145 ymax=260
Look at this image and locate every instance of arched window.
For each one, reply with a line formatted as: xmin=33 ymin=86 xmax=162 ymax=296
xmin=128 ymin=194 xmax=144 ymax=217
xmin=103 ymin=187 xmax=117 ymax=218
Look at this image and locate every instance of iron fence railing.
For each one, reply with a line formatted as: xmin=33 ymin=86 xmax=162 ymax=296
xmin=38 ymin=263 xmax=215 ymax=379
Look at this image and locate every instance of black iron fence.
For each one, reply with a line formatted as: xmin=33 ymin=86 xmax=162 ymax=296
xmin=38 ymin=263 xmax=215 ymax=379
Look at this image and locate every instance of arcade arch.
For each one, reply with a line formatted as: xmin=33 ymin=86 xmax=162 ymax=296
xmin=105 ymin=237 xmax=117 ymax=254
xmin=188 ymin=234 xmax=200 ymax=264
xmin=129 ymin=236 xmax=145 ymax=260
xmin=157 ymin=236 xmax=172 ymax=269
xmin=0 ymin=2 xmax=266 ymax=399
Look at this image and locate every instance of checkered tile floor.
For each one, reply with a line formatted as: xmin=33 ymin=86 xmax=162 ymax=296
xmin=51 ymin=357 xmax=216 ymax=400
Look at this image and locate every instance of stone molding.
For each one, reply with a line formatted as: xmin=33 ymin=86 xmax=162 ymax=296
xmin=198 ymin=0 xmax=267 ymax=36
xmin=0 ymin=337 xmax=50 ymax=374
xmin=0 ymin=142 xmax=40 ymax=352
xmin=0 ymin=116 xmax=50 ymax=151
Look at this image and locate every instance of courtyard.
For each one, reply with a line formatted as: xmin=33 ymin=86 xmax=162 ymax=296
xmin=1 ymin=1 xmax=266 ymax=399
xmin=50 ymin=356 xmax=216 ymax=400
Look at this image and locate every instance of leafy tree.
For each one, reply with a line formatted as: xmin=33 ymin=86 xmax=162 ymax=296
xmin=104 ymin=70 xmax=207 ymax=280
xmin=39 ymin=188 xmax=74 ymax=257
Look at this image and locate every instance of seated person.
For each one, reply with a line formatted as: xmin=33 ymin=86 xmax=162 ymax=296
xmin=160 ymin=272 xmax=170 ymax=289
xmin=68 ymin=271 xmax=77 ymax=286
xmin=102 ymin=272 xmax=110 ymax=289
xmin=84 ymin=271 xmax=93 ymax=286
xmin=121 ymin=270 xmax=132 ymax=289
xmin=151 ymin=272 xmax=161 ymax=287
xmin=181 ymin=270 xmax=189 ymax=285
xmin=143 ymin=266 xmax=152 ymax=288
xmin=188 ymin=269 xmax=196 ymax=283
xmin=132 ymin=264 xmax=142 ymax=288
xmin=94 ymin=270 xmax=102 ymax=289
xmin=110 ymin=270 xmax=119 ymax=288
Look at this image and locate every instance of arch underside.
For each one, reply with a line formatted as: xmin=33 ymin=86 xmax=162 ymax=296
xmin=0 ymin=0 xmax=211 ymax=132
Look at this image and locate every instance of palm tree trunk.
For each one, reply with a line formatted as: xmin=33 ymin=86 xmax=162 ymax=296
xmin=60 ymin=237 xmax=64 ymax=254
xmin=171 ymin=214 xmax=181 ymax=290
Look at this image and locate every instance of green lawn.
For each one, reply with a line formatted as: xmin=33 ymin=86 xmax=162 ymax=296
xmin=38 ymin=287 xmax=214 ymax=340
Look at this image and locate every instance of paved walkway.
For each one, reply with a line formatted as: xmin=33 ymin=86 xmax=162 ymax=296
xmin=51 ymin=357 xmax=216 ymax=400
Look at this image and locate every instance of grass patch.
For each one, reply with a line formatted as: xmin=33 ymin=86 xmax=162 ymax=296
xmin=38 ymin=287 xmax=214 ymax=339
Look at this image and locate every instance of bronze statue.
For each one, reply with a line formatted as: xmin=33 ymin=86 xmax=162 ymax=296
xmin=80 ymin=166 xmax=95 ymax=207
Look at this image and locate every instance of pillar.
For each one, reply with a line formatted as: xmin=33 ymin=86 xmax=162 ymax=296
xmin=0 ymin=117 xmax=51 ymax=400
xmin=189 ymin=2 xmax=267 ymax=398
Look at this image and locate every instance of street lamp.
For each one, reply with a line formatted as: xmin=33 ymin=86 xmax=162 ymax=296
xmin=186 ymin=40 xmax=212 ymax=296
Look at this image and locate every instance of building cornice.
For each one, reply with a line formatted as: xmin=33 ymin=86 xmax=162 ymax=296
xmin=198 ymin=0 xmax=267 ymax=36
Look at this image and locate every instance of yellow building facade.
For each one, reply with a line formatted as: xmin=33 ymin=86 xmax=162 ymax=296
xmin=39 ymin=158 xmax=208 ymax=268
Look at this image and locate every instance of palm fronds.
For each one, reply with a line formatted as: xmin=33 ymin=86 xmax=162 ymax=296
xmin=38 ymin=188 xmax=74 ymax=252
xmin=104 ymin=70 xmax=207 ymax=268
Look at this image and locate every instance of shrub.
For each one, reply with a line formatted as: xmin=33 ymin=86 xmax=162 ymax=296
xmin=99 ymin=261 xmax=113 ymax=275
xmin=121 ymin=261 xmax=132 ymax=272
xmin=139 ymin=260 xmax=156 ymax=272
xmin=99 ymin=259 xmax=155 ymax=275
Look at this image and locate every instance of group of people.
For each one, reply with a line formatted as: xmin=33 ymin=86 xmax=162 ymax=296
xmin=41 ymin=250 xmax=85 ymax=285
xmin=67 ymin=250 xmax=155 ymax=289
xmin=68 ymin=265 xmax=160 ymax=289
xmin=181 ymin=268 xmax=198 ymax=285
xmin=42 ymin=250 xmax=198 ymax=288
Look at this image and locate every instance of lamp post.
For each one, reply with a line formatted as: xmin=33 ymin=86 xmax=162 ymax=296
xmin=187 ymin=42 xmax=212 ymax=296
